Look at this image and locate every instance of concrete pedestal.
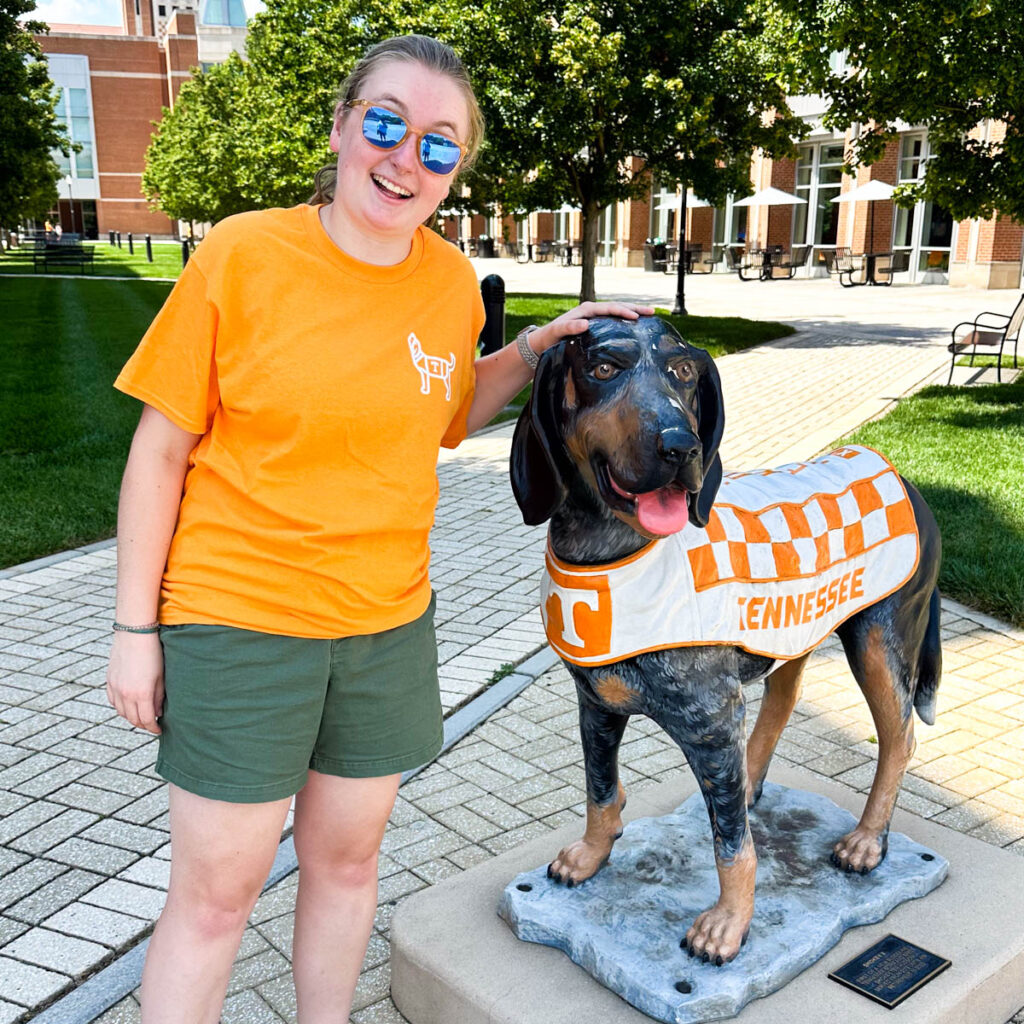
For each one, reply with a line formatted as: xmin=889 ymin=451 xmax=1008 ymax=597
xmin=391 ymin=765 xmax=1024 ymax=1024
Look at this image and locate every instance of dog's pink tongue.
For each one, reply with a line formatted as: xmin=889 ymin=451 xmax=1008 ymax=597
xmin=636 ymin=488 xmax=690 ymax=535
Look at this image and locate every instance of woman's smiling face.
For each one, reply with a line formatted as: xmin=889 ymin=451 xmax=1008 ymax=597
xmin=327 ymin=60 xmax=469 ymax=264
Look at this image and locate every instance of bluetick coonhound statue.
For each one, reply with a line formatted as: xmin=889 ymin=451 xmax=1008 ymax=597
xmin=510 ymin=316 xmax=941 ymax=966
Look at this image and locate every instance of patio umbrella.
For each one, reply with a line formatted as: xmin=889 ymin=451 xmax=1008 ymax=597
xmin=731 ymin=187 xmax=807 ymax=208
xmin=730 ymin=188 xmax=806 ymax=252
xmin=831 ymin=180 xmax=896 ymax=252
xmin=654 ymin=195 xmax=712 ymax=211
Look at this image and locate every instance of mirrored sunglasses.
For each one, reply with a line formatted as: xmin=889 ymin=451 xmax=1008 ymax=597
xmin=347 ymin=100 xmax=465 ymax=176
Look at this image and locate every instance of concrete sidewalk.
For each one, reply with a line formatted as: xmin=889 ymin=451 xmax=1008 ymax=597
xmin=1 ymin=276 xmax=1022 ymax=1023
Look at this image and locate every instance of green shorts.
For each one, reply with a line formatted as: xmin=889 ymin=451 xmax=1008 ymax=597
xmin=156 ymin=595 xmax=442 ymax=803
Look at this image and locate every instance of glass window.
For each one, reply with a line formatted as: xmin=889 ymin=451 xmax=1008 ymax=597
xmin=899 ymin=136 xmax=925 ymax=182
xmin=202 ymin=0 xmax=246 ymax=25
xmin=599 ymin=206 xmax=616 ymax=262
xmin=69 ymin=88 xmax=88 ymax=117
xmin=75 ymin=142 xmax=94 ymax=179
xmin=52 ymin=147 xmax=71 ymax=176
xmin=730 ymin=206 xmax=748 ymax=244
xmin=54 ymin=91 xmax=66 ymax=119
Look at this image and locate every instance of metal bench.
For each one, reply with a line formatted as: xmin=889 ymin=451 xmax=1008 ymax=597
xmin=32 ymin=243 xmax=95 ymax=274
xmin=823 ymin=247 xmax=862 ymax=287
xmin=776 ymin=245 xmax=811 ymax=279
xmin=948 ymin=292 xmax=1023 ymax=383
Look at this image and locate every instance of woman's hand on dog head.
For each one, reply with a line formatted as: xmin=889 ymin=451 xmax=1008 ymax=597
xmin=532 ymin=302 xmax=655 ymax=355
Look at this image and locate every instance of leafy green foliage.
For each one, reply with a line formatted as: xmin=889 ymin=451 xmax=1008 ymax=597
xmin=143 ymin=0 xmax=394 ymax=223
xmin=0 ymin=1 xmax=71 ymax=228
xmin=842 ymin=377 xmax=1024 ymax=627
xmin=767 ymin=0 xmax=1024 ymax=222
xmin=435 ymin=0 xmax=807 ymax=300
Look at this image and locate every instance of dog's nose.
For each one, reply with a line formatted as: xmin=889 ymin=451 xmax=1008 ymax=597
xmin=657 ymin=427 xmax=701 ymax=465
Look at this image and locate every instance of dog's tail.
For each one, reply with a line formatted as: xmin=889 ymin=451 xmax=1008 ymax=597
xmin=913 ymin=586 xmax=942 ymax=726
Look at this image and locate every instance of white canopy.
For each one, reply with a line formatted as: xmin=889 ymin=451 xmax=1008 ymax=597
xmin=654 ymin=195 xmax=712 ymax=211
xmin=831 ymin=180 xmax=896 ymax=203
xmin=732 ymin=187 xmax=807 ymax=208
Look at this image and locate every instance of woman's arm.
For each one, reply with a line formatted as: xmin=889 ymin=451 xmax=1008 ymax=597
xmin=464 ymin=300 xmax=654 ymax=435
xmin=106 ymin=405 xmax=202 ymax=734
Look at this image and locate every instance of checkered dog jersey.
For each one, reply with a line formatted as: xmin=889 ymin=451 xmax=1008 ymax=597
xmin=542 ymin=445 xmax=920 ymax=666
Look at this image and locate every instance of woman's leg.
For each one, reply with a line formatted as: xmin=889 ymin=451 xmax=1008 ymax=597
xmin=291 ymin=769 xmax=401 ymax=1023
xmin=141 ymin=784 xmax=292 ymax=1024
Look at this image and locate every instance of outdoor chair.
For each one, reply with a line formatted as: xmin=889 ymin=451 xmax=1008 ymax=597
xmin=686 ymin=244 xmax=716 ymax=274
xmin=948 ymin=292 xmax=1023 ymax=383
xmin=724 ymin=245 xmax=758 ymax=280
xmin=871 ymin=250 xmax=911 ymax=286
xmin=776 ymin=245 xmax=810 ymax=279
xmin=514 ymin=240 xmax=530 ymax=264
xmin=823 ymin=247 xmax=862 ymax=287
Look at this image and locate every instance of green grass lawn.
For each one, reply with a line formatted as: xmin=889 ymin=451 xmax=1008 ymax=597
xmin=1 ymin=241 xmax=186 ymax=279
xmin=841 ymin=377 xmax=1024 ymax=628
xmin=0 ymin=276 xmax=172 ymax=567
xmin=0 ymin=280 xmax=792 ymax=570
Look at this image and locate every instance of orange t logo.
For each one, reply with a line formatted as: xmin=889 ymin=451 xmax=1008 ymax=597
xmin=544 ymin=565 xmax=612 ymax=660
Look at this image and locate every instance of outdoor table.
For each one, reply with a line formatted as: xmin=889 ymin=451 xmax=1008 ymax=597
xmin=858 ymin=251 xmax=894 ymax=285
xmin=750 ymin=245 xmax=783 ymax=281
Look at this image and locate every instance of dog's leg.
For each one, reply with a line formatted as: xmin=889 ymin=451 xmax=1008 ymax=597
xmin=548 ymin=692 xmax=628 ymax=886
xmin=833 ymin=622 xmax=916 ymax=874
xmin=745 ymin=654 xmax=810 ymax=807
xmin=656 ymin=690 xmax=754 ymax=965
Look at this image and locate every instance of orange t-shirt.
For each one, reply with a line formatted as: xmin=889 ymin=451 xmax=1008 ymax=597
xmin=115 ymin=204 xmax=484 ymax=638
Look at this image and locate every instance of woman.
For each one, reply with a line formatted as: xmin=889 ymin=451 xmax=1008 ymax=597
xmin=107 ymin=34 xmax=650 ymax=1022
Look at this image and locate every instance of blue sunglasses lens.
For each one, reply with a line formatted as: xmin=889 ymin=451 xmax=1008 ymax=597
xmin=420 ymin=133 xmax=462 ymax=175
xmin=362 ymin=106 xmax=407 ymax=148
xmin=360 ymin=105 xmax=462 ymax=174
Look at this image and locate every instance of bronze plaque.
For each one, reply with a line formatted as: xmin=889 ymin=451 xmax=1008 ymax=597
xmin=828 ymin=934 xmax=951 ymax=1009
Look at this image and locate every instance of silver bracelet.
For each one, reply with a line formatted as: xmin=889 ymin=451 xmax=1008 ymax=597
xmin=112 ymin=621 xmax=160 ymax=634
xmin=515 ymin=324 xmax=541 ymax=370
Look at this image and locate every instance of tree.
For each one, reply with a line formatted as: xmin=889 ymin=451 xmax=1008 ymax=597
xmin=144 ymin=0 xmax=400 ymax=224
xmin=767 ymin=0 xmax=1024 ymax=222
xmin=433 ymin=0 xmax=806 ymax=300
xmin=0 ymin=1 xmax=70 ymax=230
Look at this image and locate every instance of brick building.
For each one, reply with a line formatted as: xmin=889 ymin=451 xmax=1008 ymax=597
xmin=36 ymin=0 xmax=247 ymax=239
xmin=446 ymin=105 xmax=1023 ymax=289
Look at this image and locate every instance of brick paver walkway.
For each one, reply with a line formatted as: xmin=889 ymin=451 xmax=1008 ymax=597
xmin=2 ymin=273 xmax=1022 ymax=1022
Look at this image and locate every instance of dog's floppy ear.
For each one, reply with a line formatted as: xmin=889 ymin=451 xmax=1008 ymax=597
xmin=690 ymin=348 xmax=725 ymax=528
xmin=510 ymin=341 xmax=570 ymax=525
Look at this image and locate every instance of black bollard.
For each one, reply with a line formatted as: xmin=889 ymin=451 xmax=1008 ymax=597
xmin=145 ymin=235 xmax=153 ymax=262
xmin=116 ymin=231 xmax=122 ymax=248
xmin=181 ymin=239 xmax=190 ymax=267
xmin=127 ymin=233 xmax=134 ymax=255
xmin=108 ymin=230 xmax=115 ymax=246
xmin=479 ymin=274 xmax=505 ymax=357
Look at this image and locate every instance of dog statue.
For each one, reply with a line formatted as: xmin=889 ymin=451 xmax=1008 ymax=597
xmin=510 ymin=316 xmax=941 ymax=966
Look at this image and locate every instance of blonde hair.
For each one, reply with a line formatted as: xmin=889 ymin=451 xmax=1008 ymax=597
xmin=311 ymin=35 xmax=484 ymax=204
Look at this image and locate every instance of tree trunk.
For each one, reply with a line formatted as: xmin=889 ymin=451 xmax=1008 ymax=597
xmin=579 ymin=205 xmax=600 ymax=303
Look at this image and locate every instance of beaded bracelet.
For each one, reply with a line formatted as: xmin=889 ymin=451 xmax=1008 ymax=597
xmin=112 ymin=621 xmax=160 ymax=634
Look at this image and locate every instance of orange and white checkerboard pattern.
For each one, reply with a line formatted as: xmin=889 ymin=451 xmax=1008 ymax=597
xmin=541 ymin=445 xmax=922 ymax=666
xmin=686 ymin=466 xmax=917 ymax=592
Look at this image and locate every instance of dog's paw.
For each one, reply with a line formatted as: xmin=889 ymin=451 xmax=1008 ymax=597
xmin=831 ymin=828 xmax=889 ymax=874
xmin=547 ymin=839 xmax=611 ymax=887
xmin=680 ymin=906 xmax=750 ymax=966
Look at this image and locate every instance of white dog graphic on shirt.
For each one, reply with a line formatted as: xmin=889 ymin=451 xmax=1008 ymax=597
xmin=407 ymin=333 xmax=456 ymax=401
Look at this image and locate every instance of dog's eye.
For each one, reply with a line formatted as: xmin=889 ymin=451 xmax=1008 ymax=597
xmin=670 ymin=361 xmax=696 ymax=384
xmin=592 ymin=362 xmax=619 ymax=381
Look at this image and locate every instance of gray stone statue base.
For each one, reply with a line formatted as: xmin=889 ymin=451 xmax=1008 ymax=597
xmin=499 ymin=783 xmax=947 ymax=1023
